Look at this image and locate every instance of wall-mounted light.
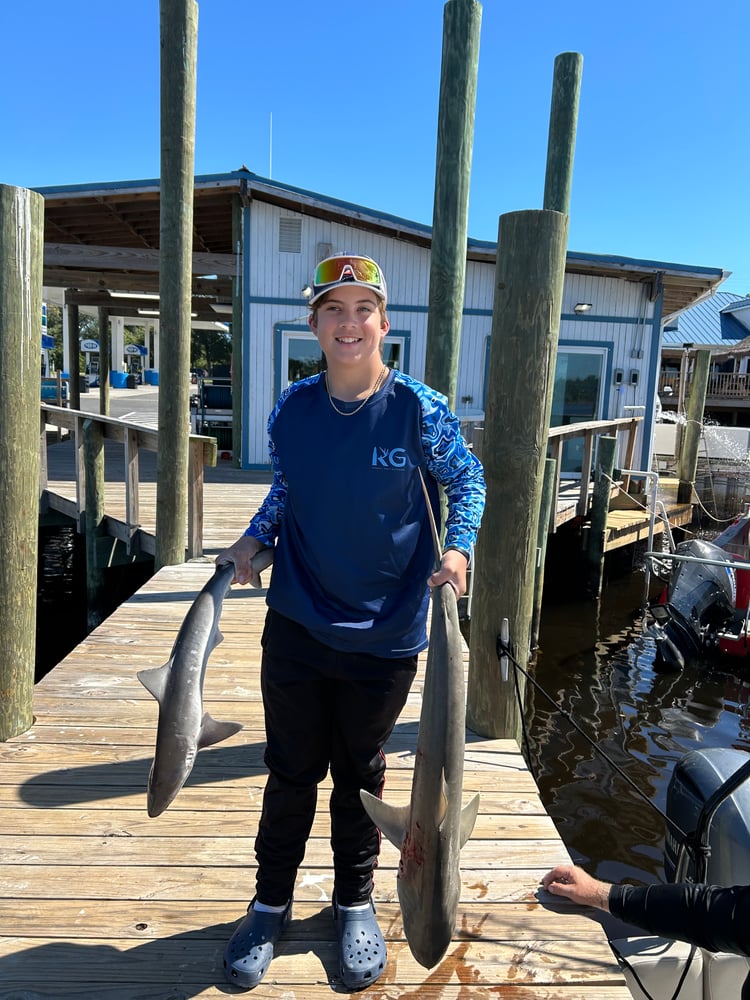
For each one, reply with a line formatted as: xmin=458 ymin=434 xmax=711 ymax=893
xmin=574 ymin=302 xmax=592 ymax=314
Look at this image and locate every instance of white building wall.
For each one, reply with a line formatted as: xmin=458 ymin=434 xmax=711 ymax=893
xmin=242 ymin=201 xmax=663 ymax=467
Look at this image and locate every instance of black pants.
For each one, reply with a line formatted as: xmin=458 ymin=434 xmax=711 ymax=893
xmin=254 ymin=610 xmax=417 ymax=907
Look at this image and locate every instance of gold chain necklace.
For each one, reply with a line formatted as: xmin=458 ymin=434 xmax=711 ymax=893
xmin=325 ymin=365 xmax=387 ymax=417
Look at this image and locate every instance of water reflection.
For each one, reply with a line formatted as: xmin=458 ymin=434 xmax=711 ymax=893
xmin=528 ymin=568 xmax=750 ymax=887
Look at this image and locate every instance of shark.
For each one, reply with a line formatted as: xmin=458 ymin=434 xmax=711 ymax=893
xmin=138 ymin=548 xmax=274 ymax=817
xmin=360 ymin=472 xmax=480 ymax=968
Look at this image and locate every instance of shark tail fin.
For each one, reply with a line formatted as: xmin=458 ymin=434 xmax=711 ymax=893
xmin=459 ymin=793 xmax=480 ymax=848
xmin=198 ymin=713 xmax=244 ymax=749
xmin=360 ymin=790 xmax=410 ymax=849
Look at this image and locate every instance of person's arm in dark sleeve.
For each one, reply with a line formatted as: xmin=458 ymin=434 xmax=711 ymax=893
xmin=610 ymin=882 xmax=750 ymax=956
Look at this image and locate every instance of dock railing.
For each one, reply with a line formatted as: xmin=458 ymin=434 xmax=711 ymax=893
xmin=472 ymin=414 xmax=642 ymax=531
xmin=40 ymin=403 xmax=217 ymax=558
xmin=546 ymin=415 xmax=642 ymax=528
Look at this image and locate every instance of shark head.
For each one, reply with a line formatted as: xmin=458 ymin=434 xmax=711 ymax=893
xmin=146 ymin=736 xmax=196 ymax=818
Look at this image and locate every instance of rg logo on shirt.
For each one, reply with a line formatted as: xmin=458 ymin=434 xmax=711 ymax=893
xmin=371 ymin=446 xmax=407 ymax=469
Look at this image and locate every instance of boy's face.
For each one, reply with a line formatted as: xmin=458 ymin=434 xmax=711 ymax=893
xmin=308 ymin=284 xmax=389 ymax=368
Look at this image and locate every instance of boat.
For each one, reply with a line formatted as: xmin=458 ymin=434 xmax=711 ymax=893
xmin=612 ymin=745 xmax=750 ymax=998
xmin=644 ymin=505 xmax=750 ymax=670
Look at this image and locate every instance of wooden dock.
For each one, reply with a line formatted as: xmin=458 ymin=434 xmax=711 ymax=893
xmin=1 ymin=562 xmax=631 ymax=997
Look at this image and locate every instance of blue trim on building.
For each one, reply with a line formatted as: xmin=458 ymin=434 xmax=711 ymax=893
xmin=241 ymin=203 xmax=252 ymax=467
xmin=565 ymin=249 xmax=725 ymax=281
xmin=643 ymin=284 xmax=665 ymax=471
xmin=560 ymin=312 xmax=647 ymax=325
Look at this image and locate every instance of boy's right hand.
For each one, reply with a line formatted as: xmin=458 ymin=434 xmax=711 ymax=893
xmin=217 ymin=535 xmax=267 ymax=588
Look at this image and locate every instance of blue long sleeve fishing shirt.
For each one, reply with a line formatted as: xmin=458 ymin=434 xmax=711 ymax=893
xmin=245 ymin=369 xmax=485 ymax=658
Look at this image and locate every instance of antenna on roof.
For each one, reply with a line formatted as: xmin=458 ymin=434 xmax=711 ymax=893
xmin=269 ymin=112 xmax=273 ymax=179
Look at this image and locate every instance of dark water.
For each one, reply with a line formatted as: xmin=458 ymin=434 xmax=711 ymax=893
xmin=36 ymin=522 xmax=750 ymax=889
xmin=36 ymin=523 xmax=88 ymax=680
xmin=527 ymin=560 xmax=750 ymax=888
xmin=36 ymin=523 xmax=154 ymax=681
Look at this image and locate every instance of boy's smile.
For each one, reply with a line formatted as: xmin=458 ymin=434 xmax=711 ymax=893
xmin=309 ymin=284 xmax=389 ymax=371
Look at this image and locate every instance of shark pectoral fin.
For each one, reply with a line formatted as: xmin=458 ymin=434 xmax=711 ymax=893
xmin=459 ymin=793 xmax=481 ymax=848
xmin=360 ymin=790 xmax=410 ymax=849
xmin=198 ymin=713 xmax=243 ymax=749
xmin=136 ymin=662 xmax=172 ymax=702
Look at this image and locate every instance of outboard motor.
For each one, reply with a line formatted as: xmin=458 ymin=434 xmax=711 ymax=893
xmin=646 ymin=539 xmax=736 ymax=671
xmin=665 ymin=747 xmax=750 ymax=885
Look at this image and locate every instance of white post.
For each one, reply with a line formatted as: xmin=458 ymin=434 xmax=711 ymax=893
xmin=112 ymin=316 xmax=125 ymax=372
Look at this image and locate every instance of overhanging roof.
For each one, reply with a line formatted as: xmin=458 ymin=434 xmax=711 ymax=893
xmin=35 ymin=169 xmax=729 ymax=322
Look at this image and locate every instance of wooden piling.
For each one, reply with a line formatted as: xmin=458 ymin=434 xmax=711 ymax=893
xmin=0 ymin=184 xmax=44 ymax=740
xmin=424 ymin=0 xmax=482 ymax=411
xmin=530 ymin=457 xmax=556 ymax=652
xmin=543 ymin=53 xmax=583 ymax=215
xmin=585 ymin=436 xmax=617 ymax=598
xmin=155 ymin=0 xmax=198 ymax=569
xmin=677 ymin=349 xmax=711 ymax=505
xmin=467 ymin=209 xmax=569 ymax=741
xmin=83 ymin=418 xmax=106 ymax=629
xmin=66 ymin=300 xmax=81 ymax=411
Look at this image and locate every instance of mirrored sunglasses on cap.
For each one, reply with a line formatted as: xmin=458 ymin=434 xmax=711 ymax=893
xmin=308 ymin=254 xmax=387 ymax=306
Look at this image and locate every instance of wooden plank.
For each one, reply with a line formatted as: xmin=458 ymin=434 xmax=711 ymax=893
xmin=0 ymin=556 xmax=627 ymax=996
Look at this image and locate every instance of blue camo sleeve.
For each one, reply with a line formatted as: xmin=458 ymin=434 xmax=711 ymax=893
xmin=243 ymin=393 xmax=289 ymax=545
xmin=418 ymin=385 xmax=486 ymax=558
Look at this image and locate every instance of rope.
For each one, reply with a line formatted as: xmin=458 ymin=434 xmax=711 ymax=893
xmin=495 ymin=633 xmax=687 ymax=838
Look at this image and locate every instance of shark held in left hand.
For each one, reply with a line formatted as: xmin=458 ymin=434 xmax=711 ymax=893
xmin=360 ymin=472 xmax=479 ymax=968
xmin=138 ymin=550 xmax=273 ymax=817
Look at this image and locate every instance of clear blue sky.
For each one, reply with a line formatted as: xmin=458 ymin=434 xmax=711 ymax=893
xmin=3 ymin=1 xmax=748 ymax=295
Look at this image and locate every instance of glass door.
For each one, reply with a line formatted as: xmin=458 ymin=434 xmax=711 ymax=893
xmin=550 ymin=348 xmax=607 ymax=476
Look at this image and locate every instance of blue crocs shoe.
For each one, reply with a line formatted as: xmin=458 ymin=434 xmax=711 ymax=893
xmin=333 ymin=895 xmax=386 ymax=991
xmin=223 ymin=898 xmax=292 ymax=989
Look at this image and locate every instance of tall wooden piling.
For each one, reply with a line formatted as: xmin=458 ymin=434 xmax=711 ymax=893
xmin=83 ymin=418 xmax=106 ymax=629
xmin=677 ymin=348 xmax=711 ymax=504
xmin=0 ymin=184 xmax=44 ymax=740
xmin=467 ymin=209 xmax=569 ymax=741
xmin=155 ymin=0 xmax=198 ymax=569
xmin=66 ymin=300 xmax=81 ymax=411
xmin=424 ymin=0 xmax=482 ymax=410
xmin=543 ymin=53 xmax=583 ymax=215
xmin=585 ymin=435 xmax=617 ymax=598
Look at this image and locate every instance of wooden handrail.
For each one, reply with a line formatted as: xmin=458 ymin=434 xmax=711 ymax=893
xmin=40 ymin=403 xmax=217 ymax=558
xmin=546 ymin=416 xmax=642 ymax=531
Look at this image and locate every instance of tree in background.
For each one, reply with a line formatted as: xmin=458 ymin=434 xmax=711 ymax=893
xmin=191 ymin=326 xmax=232 ymax=375
xmin=45 ymin=304 xmax=99 ymax=373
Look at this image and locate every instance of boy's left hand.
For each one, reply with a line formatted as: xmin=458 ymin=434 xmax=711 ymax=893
xmin=428 ymin=549 xmax=468 ymax=597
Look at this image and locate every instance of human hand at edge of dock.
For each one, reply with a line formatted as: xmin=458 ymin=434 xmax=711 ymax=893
xmin=541 ymin=864 xmax=612 ymax=911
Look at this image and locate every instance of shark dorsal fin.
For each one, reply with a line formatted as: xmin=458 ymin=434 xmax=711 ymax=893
xmin=137 ymin=662 xmax=171 ymax=703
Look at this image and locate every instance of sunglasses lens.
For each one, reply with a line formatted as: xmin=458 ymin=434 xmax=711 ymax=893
xmin=314 ymin=256 xmax=382 ymax=288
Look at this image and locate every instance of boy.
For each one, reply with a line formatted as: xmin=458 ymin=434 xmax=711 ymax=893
xmin=219 ymin=253 xmax=485 ymax=990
